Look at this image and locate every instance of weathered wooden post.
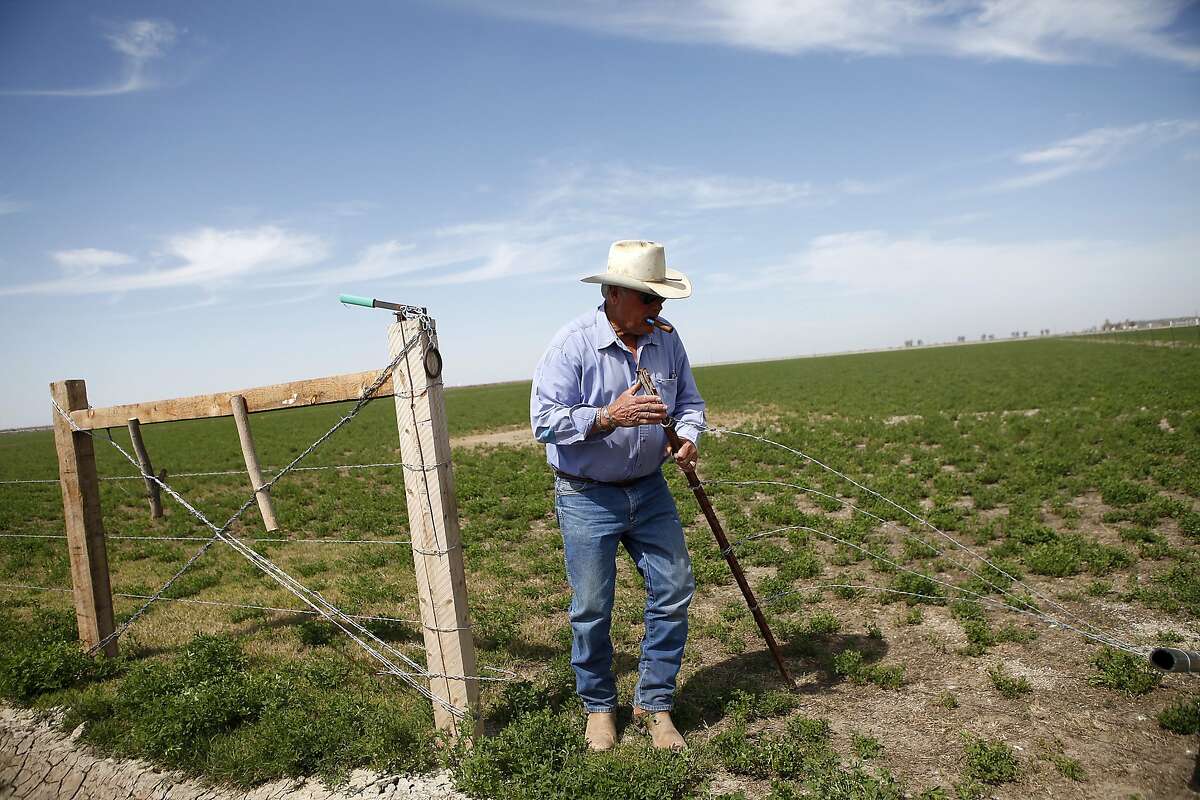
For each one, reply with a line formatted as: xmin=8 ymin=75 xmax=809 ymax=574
xmin=230 ymin=394 xmax=279 ymax=531
xmin=126 ymin=418 xmax=163 ymax=518
xmin=50 ymin=380 xmax=117 ymax=657
xmin=389 ymin=314 xmax=480 ymax=738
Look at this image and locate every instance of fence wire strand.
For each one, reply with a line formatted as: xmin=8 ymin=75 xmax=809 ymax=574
xmin=45 ymin=322 xmax=497 ymax=716
xmin=0 ymin=531 xmax=414 ymax=546
xmin=11 ymin=353 xmax=1157 ymax=711
xmin=705 ymin=425 xmax=1130 ymax=650
xmin=0 ymin=460 xmax=446 ymax=487
xmin=703 ymin=478 xmax=1143 ymax=654
xmin=0 ymin=581 xmax=424 ymax=627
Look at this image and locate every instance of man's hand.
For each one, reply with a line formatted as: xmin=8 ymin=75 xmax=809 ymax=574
xmin=666 ymin=439 xmax=698 ymax=471
xmin=607 ymin=382 xmax=667 ymax=427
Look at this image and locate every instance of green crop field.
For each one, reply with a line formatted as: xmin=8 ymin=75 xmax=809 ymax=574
xmin=1068 ymin=324 xmax=1200 ymax=348
xmin=2 ymin=336 xmax=1199 ymax=799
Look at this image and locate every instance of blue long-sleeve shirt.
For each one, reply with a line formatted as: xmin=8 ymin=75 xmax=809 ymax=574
xmin=530 ymin=303 xmax=706 ymax=483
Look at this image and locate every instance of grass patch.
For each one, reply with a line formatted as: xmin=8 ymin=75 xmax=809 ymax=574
xmin=961 ymin=734 xmax=1019 ymax=785
xmin=832 ymin=648 xmax=907 ymax=689
xmin=710 ymin=714 xmax=906 ymax=798
xmin=1158 ymin=696 xmax=1200 ymax=735
xmin=959 ymin=618 xmax=1036 ymax=657
xmin=852 ymin=732 xmax=883 ymax=760
xmin=452 ymin=709 xmax=696 ymax=800
xmin=0 ymin=609 xmax=123 ymax=704
xmin=59 ymin=634 xmax=437 ymax=786
xmin=1050 ymin=754 xmax=1086 ymax=782
xmin=987 ymin=664 xmax=1032 ymax=699
xmin=1089 ymin=647 xmax=1161 ymax=696
xmin=886 ymin=572 xmax=945 ymax=604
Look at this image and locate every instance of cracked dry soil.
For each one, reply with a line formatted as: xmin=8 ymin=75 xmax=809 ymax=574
xmin=0 ymin=707 xmax=468 ymax=800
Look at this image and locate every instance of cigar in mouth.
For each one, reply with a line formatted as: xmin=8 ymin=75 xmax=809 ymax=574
xmin=646 ymin=316 xmax=674 ymax=333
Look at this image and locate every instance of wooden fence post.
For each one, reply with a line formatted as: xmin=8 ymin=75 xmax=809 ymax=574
xmin=230 ymin=395 xmax=279 ymax=532
xmin=50 ymin=380 xmax=117 ymax=657
xmin=126 ymin=418 xmax=163 ymax=519
xmin=389 ymin=316 xmax=480 ymax=738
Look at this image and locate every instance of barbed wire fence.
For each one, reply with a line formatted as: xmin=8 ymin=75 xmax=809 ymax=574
xmin=695 ymin=424 xmax=1148 ymax=656
xmin=1 ymin=404 xmax=1157 ymax=718
xmin=1 ymin=319 xmax=517 ymax=723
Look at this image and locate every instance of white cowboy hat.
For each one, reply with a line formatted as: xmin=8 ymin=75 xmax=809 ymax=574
xmin=581 ymin=240 xmax=692 ymax=299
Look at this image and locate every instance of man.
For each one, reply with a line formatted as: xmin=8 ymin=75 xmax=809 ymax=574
xmin=530 ymin=240 xmax=706 ymax=752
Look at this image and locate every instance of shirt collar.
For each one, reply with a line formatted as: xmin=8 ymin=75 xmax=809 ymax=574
xmin=592 ymin=302 xmax=660 ymax=352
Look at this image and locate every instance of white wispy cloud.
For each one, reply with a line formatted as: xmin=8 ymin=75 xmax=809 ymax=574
xmin=531 ymin=163 xmax=827 ymax=213
xmin=0 ymin=197 xmax=26 ymax=216
xmin=996 ymin=119 xmax=1200 ymax=190
xmin=277 ymin=224 xmax=607 ymax=290
xmin=596 ymin=166 xmax=814 ymax=210
xmin=273 ymin=161 xmax=811 ymax=289
xmin=1 ymin=227 xmax=325 ymax=296
xmin=51 ymin=248 xmax=134 ymax=275
xmin=0 ymin=161 xmax=875 ymax=297
xmin=465 ymin=0 xmax=1200 ymax=66
xmin=433 ymin=222 xmax=515 ymax=238
xmin=2 ymin=19 xmax=178 ymax=97
xmin=413 ymin=231 xmax=603 ymax=286
xmin=707 ymin=230 xmax=1200 ymax=313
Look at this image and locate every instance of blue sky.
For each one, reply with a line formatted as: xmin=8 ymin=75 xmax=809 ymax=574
xmin=1 ymin=1 xmax=1198 ymax=428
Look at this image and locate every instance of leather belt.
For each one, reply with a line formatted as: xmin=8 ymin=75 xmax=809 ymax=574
xmin=553 ymin=469 xmax=654 ymax=488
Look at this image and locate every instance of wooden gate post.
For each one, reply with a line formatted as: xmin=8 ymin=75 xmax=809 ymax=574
xmin=126 ymin=418 xmax=163 ymax=519
xmin=388 ymin=316 xmax=480 ymax=738
xmin=50 ymin=380 xmax=117 ymax=657
xmin=230 ymin=395 xmax=279 ymax=532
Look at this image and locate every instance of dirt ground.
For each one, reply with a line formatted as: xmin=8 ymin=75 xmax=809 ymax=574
xmin=652 ymin=472 xmax=1200 ymax=799
xmin=448 ymin=415 xmax=1197 ymax=798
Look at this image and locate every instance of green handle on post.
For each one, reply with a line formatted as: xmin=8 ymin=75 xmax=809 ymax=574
xmin=339 ymin=294 xmax=376 ymax=309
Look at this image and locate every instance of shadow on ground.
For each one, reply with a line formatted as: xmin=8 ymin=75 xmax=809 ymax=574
xmin=674 ymin=632 xmax=888 ymax=731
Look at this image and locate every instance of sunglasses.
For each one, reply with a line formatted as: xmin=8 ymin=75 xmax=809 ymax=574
xmin=639 ymin=291 xmax=663 ymax=305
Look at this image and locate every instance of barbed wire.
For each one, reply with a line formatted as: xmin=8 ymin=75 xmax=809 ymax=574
xmin=0 ymin=581 xmax=424 ymax=627
xmin=699 ymin=427 xmax=1144 ymax=653
xmin=0 ymin=459 xmax=444 ymax=486
xmin=712 ymin=426 xmax=1143 ymax=650
xmin=8 ymin=364 xmax=1156 ymax=711
xmin=758 ymin=582 xmax=1152 ymax=654
xmin=46 ymin=322 xmax=493 ymax=716
xmin=0 ymin=531 xmax=414 ymax=546
xmin=705 ymin=480 xmax=1144 ymax=654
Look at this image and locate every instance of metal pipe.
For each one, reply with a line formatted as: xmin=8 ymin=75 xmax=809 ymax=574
xmin=1150 ymin=648 xmax=1200 ymax=673
xmin=339 ymin=294 xmax=427 ymax=318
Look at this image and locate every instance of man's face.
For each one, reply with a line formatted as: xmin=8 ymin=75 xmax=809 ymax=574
xmin=609 ymin=286 xmax=664 ymax=336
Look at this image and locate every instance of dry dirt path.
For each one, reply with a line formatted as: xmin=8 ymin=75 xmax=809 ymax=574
xmin=450 ymin=426 xmax=536 ymax=449
xmin=0 ymin=707 xmax=468 ymax=800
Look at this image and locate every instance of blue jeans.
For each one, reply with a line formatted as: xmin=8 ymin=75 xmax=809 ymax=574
xmin=554 ymin=469 xmax=695 ymax=713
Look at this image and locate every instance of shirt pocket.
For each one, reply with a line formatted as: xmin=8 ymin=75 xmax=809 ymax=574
xmin=654 ymin=377 xmax=678 ymax=413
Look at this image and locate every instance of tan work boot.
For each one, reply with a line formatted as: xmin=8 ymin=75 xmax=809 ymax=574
xmin=585 ymin=711 xmax=617 ymax=751
xmin=633 ymin=707 xmax=686 ymax=750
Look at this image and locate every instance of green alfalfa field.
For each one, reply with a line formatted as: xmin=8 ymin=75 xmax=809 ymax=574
xmin=2 ymin=330 xmax=1199 ymax=799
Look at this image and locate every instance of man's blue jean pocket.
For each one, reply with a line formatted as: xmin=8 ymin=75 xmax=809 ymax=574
xmin=554 ymin=476 xmax=596 ymax=496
